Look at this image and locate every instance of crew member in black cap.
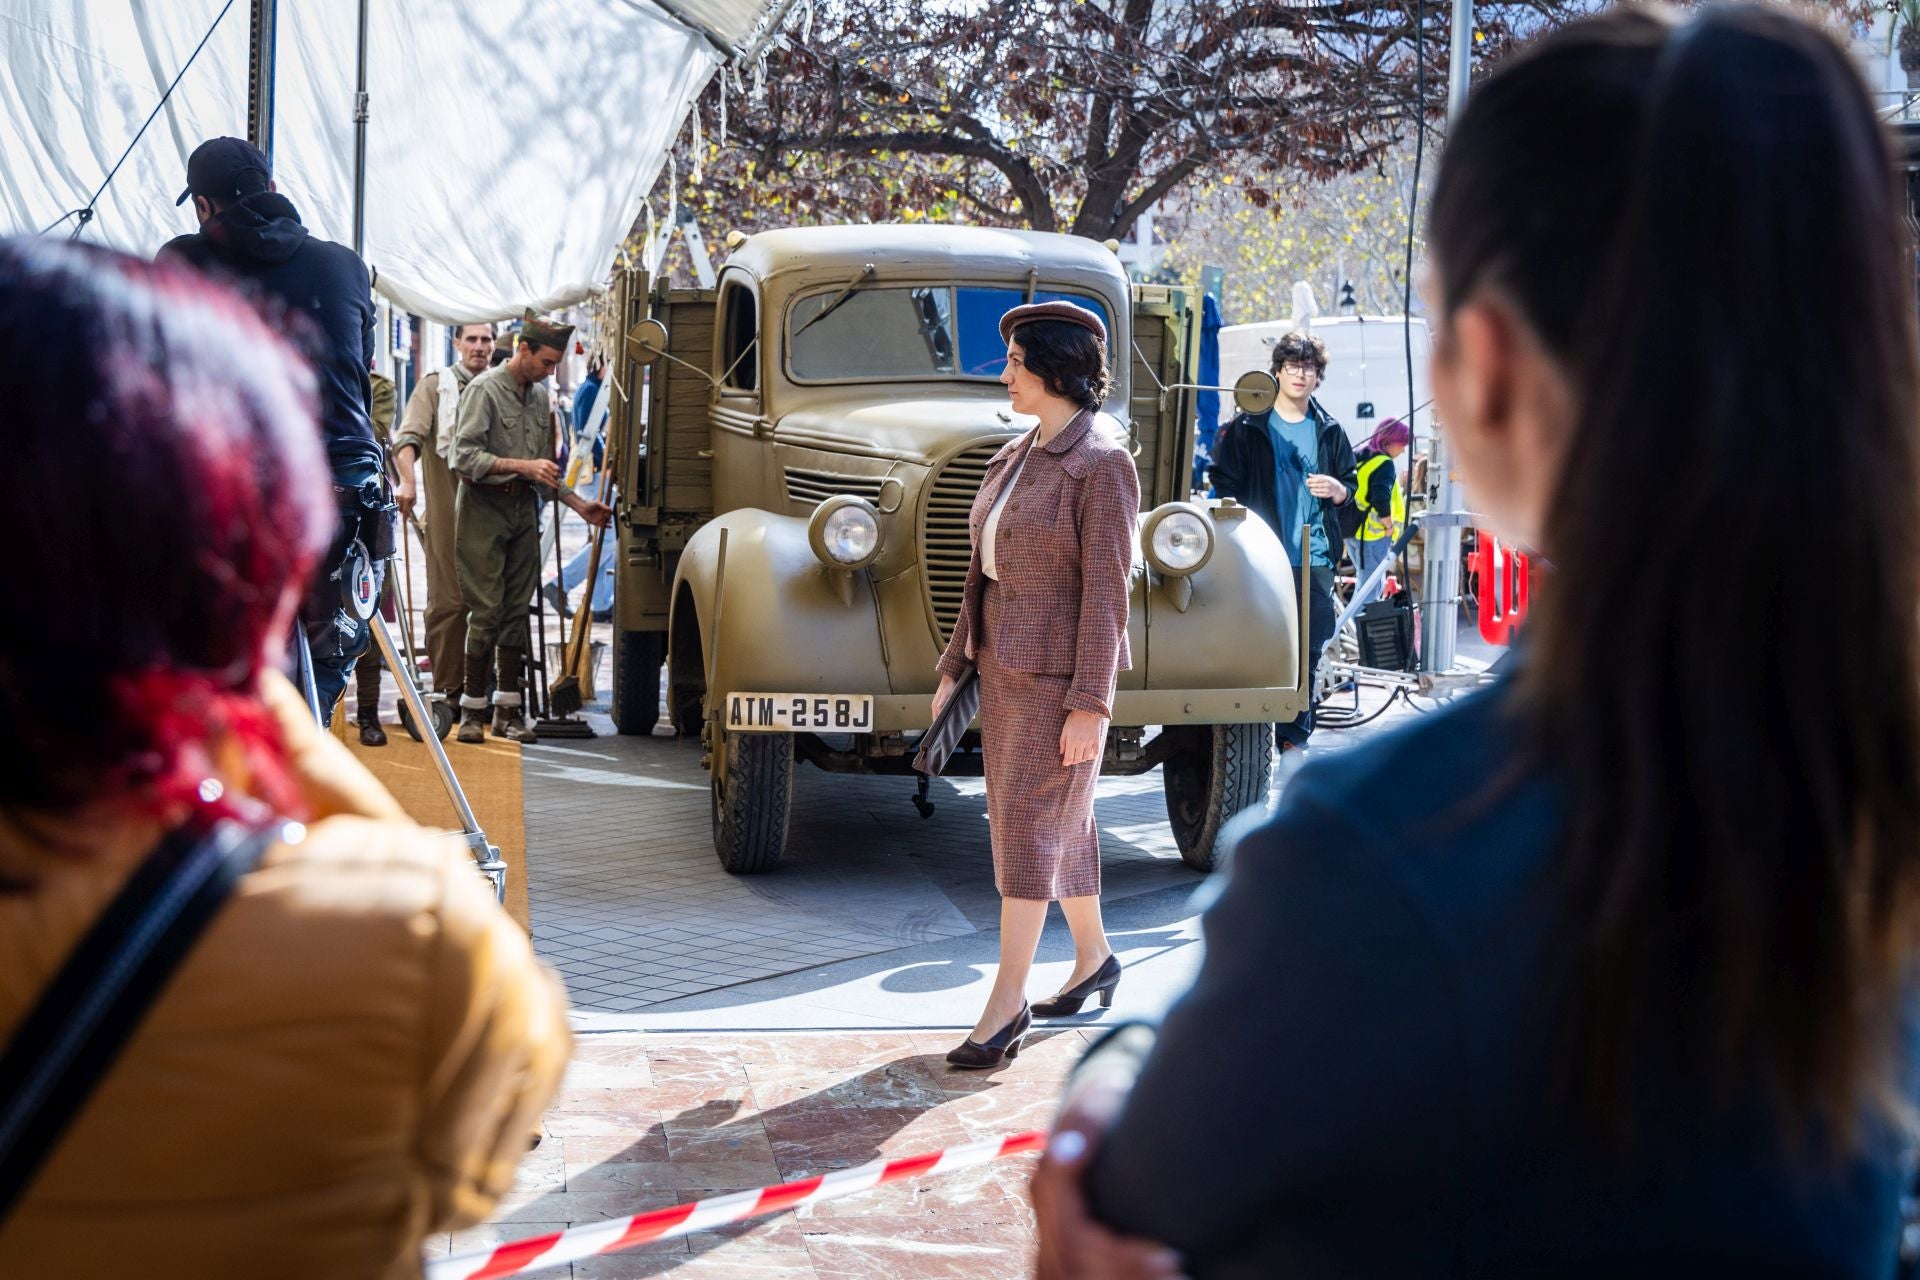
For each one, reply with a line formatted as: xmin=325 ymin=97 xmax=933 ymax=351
xmin=159 ymin=137 xmax=388 ymax=725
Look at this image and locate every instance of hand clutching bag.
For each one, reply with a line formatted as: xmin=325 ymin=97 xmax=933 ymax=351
xmin=914 ymin=669 xmax=980 ymax=777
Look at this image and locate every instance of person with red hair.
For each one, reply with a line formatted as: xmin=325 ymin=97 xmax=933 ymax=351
xmin=0 ymin=239 xmax=570 ymax=1278
xmin=1346 ymin=416 xmax=1410 ymax=600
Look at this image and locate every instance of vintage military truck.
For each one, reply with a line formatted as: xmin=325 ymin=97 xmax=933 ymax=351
xmin=601 ymin=225 xmax=1305 ymax=875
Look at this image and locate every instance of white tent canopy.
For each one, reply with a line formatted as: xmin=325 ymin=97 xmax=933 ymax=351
xmin=0 ymin=0 xmax=777 ymax=322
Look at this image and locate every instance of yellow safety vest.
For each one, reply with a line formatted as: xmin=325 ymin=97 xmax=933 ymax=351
xmin=1357 ymin=453 xmax=1406 ymax=542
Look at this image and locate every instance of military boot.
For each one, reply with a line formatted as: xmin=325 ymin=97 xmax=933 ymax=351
xmin=353 ymin=649 xmax=387 ymax=746
xmin=457 ymin=645 xmax=491 ymax=743
xmin=491 ymin=647 xmax=538 ymax=745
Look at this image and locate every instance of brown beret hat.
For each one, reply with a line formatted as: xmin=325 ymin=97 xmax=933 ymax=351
xmin=998 ymin=299 xmax=1108 ymax=346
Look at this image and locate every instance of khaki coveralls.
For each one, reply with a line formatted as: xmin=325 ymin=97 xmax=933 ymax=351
xmin=449 ymin=364 xmax=554 ymax=713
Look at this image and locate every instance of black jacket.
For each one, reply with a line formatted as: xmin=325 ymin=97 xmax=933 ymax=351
xmin=160 ymin=193 xmax=380 ymax=475
xmin=1207 ymin=397 xmax=1359 ymax=561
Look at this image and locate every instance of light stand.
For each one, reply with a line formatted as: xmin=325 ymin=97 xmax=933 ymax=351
xmin=254 ymin=0 xmax=506 ymax=904
xmin=369 ymin=615 xmax=508 ymax=901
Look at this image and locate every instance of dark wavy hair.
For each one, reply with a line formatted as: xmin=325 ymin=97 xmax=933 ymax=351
xmin=1268 ymin=330 xmax=1327 ymax=377
xmin=1431 ymin=5 xmax=1920 ymax=1151
xmin=1010 ymin=319 xmax=1110 ymax=411
xmin=0 ymin=238 xmax=333 ymax=832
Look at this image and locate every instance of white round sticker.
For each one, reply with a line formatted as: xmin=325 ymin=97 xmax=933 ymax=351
xmin=345 ymin=543 xmax=378 ymax=620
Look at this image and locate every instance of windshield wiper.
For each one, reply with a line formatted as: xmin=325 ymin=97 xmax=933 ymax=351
xmin=793 ymin=263 xmax=876 ymax=338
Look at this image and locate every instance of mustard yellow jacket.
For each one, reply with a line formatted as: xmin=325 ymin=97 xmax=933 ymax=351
xmin=0 ymin=675 xmax=571 ymax=1278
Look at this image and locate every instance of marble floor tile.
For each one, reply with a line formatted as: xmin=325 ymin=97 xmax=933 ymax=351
xmin=473 ymin=1034 xmax=1046 ymax=1280
xmin=800 ymin=1214 xmax=1036 ymax=1279
xmin=573 ymin=1249 xmax=819 ymax=1278
xmin=942 ymin=1080 xmax=1067 ymax=1139
xmin=746 ymin=1060 xmax=948 ymax=1111
xmin=563 ymin=1129 xmax=675 ymax=1165
xmin=797 ymin=1158 xmax=1036 ymax=1223
xmin=762 ymin=1102 xmax=973 ymax=1175
xmin=563 ymin=1158 xmax=785 ymax=1195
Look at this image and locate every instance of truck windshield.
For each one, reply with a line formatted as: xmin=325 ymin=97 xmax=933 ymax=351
xmin=788 ymin=285 xmax=1110 ymax=381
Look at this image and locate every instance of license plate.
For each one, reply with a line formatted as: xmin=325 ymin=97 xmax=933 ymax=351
xmin=726 ymin=692 xmax=874 ymax=733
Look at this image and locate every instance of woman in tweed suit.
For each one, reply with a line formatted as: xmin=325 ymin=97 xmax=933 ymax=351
xmin=933 ymin=300 xmax=1141 ymax=1068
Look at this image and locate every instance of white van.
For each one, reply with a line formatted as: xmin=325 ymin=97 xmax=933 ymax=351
xmin=1217 ymin=315 xmax=1434 ymax=452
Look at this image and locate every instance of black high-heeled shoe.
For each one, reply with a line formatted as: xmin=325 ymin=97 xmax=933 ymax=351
xmin=946 ymin=1004 xmax=1031 ymax=1070
xmin=1031 ymin=954 xmax=1122 ymax=1018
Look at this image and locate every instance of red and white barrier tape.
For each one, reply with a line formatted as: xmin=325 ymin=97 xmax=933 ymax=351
xmin=427 ymin=1128 xmax=1047 ymax=1280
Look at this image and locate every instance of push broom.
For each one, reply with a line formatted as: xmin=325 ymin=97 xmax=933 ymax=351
xmin=547 ymin=506 xmax=607 ymax=719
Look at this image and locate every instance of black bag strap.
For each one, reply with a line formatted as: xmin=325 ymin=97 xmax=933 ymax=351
xmin=0 ymin=817 xmax=283 ymax=1225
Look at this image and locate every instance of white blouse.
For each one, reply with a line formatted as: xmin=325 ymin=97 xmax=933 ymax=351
xmin=981 ymin=452 xmax=1028 ymax=581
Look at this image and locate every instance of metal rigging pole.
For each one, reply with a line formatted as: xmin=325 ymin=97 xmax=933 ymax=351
xmin=246 ymin=0 xmax=277 ymax=160
xmin=352 ymin=0 xmax=371 ymax=258
xmin=1420 ymin=0 xmax=1475 ymax=673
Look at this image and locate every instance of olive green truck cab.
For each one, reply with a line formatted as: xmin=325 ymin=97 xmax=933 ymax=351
xmin=604 ymin=225 xmax=1305 ymax=874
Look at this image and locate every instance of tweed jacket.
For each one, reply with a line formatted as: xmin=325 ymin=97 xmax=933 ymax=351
xmin=935 ymin=409 xmax=1140 ymax=719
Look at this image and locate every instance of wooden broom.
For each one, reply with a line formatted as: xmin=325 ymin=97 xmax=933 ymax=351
xmin=547 ymin=516 xmax=606 ymax=719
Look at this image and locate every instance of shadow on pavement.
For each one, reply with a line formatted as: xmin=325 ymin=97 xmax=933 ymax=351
xmin=503 ymin=1041 xmax=1068 ymax=1275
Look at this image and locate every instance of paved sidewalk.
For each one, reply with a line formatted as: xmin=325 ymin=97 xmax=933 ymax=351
xmin=519 ymin=718 xmax=1211 ymax=1014
xmin=429 ymin=1030 xmax=1088 ymax=1279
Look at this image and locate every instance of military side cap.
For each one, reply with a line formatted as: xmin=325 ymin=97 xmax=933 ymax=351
xmin=520 ymin=309 xmax=575 ymax=352
xmin=998 ymin=299 xmax=1108 ymax=346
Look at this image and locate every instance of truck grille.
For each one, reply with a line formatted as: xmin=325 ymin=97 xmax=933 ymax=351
xmin=922 ymin=441 xmax=1005 ymax=643
xmin=784 ymin=468 xmax=885 ymax=509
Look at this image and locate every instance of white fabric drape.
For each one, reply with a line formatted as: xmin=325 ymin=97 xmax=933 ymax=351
xmin=0 ymin=0 xmax=759 ymax=321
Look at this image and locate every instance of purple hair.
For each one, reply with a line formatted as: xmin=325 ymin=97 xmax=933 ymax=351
xmin=1366 ymin=417 xmax=1411 ymax=452
xmin=0 ymin=238 xmax=332 ymax=820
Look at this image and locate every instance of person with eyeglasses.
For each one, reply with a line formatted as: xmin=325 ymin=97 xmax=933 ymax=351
xmin=1207 ymin=331 xmax=1357 ymax=752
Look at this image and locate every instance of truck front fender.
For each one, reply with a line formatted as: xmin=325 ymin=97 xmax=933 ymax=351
xmin=670 ymin=509 xmax=889 ymax=710
xmin=1144 ymin=505 xmax=1302 ymax=693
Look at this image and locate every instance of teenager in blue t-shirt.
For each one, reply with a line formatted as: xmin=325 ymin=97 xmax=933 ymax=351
xmin=1206 ymin=331 xmax=1358 ymax=751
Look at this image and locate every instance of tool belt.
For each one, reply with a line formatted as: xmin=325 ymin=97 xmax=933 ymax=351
xmin=335 ymin=473 xmax=398 ymax=562
xmin=459 ymin=475 xmax=533 ymax=499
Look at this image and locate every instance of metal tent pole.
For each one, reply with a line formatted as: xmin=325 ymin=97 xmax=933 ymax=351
xmin=246 ymin=0 xmax=277 ymax=160
xmin=1419 ymin=0 xmax=1475 ymax=673
xmin=351 ymin=0 xmax=370 ymax=257
xmin=341 ymin=0 xmax=505 ymax=904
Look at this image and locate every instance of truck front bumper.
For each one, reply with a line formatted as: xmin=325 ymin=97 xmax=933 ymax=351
xmin=864 ymin=686 xmax=1307 ymax=734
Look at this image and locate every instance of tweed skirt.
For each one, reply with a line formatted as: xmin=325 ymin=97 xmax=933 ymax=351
xmin=977 ymin=580 xmax=1103 ymax=901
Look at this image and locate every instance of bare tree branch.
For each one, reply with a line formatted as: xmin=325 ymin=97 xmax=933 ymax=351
xmin=649 ymin=0 xmax=1601 ymax=250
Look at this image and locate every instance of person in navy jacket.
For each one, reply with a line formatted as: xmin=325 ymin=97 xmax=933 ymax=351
xmin=1030 ymin=7 xmax=1920 ymax=1277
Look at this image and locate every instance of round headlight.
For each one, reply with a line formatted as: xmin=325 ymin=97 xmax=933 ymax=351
xmin=808 ymin=495 xmax=882 ymax=570
xmin=1143 ymin=503 xmax=1214 ymax=577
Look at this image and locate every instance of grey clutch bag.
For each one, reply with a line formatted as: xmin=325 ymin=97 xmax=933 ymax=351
xmin=913 ymin=669 xmax=980 ymax=776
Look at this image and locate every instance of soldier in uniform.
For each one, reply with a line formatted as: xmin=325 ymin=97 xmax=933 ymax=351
xmin=450 ymin=314 xmax=610 ymax=744
xmin=392 ymin=321 xmax=496 ymax=712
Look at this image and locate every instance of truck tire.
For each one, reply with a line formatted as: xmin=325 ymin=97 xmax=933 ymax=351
xmin=1161 ymin=722 xmax=1274 ymax=872
xmin=711 ymin=727 xmax=793 ymax=874
xmin=611 ymin=629 xmax=665 ymax=736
